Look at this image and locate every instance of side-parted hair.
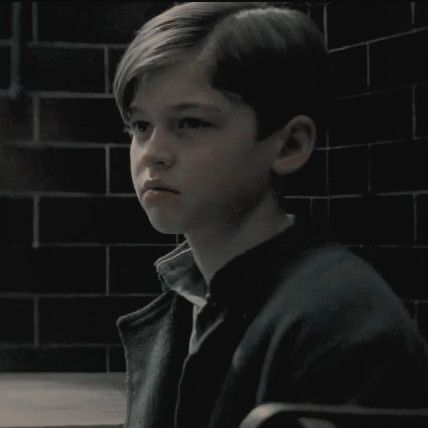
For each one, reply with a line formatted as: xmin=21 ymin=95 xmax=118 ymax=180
xmin=113 ymin=2 xmax=329 ymax=141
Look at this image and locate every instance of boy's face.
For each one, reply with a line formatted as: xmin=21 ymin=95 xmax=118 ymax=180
xmin=128 ymin=61 xmax=281 ymax=235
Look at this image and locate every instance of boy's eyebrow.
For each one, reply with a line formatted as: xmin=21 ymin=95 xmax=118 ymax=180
xmin=128 ymin=103 xmax=223 ymax=116
xmin=170 ymin=103 xmax=223 ymax=113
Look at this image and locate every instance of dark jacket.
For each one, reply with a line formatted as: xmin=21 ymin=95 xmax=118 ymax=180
xmin=117 ymin=221 xmax=428 ymax=428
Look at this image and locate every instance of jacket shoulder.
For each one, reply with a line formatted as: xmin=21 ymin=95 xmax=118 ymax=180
xmin=246 ymin=244 xmax=414 ymax=351
xmin=270 ymin=244 xmax=403 ymax=320
xmin=116 ymin=291 xmax=174 ymax=332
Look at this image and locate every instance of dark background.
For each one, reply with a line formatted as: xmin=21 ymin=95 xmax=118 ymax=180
xmin=0 ymin=1 xmax=427 ymax=372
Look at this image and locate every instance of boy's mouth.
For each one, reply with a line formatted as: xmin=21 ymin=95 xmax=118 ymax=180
xmin=142 ymin=181 xmax=179 ymax=194
xmin=148 ymin=188 xmax=179 ymax=193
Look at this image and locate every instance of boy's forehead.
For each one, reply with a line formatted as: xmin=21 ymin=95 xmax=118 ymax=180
xmin=129 ymin=62 xmax=233 ymax=115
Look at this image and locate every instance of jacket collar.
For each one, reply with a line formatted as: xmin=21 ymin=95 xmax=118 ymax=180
xmin=154 ymin=216 xmax=332 ymax=309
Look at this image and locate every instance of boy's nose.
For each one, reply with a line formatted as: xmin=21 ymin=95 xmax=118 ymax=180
xmin=140 ymin=128 xmax=175 ymax=168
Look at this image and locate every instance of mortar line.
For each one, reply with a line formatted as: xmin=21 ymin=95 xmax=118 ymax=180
xmin=0 ymin=292 xmax=159 ymax=298
xmin=104 ymin=46 xmax=110 ymax=93
xmin=367 ymin=145 xmax=371 ymax=194
xmin=33 ymin=297 xmax=40 ymax=347
xmin=325 ymin=131 xmax=330 ymax=197
xmin=366 ymin=43 xmax=370 ymax=88
xmin=413 ymin=194 xmax=418 ymax=244
xmin=106 ymin=346 xmax=110 ymax=372
xmin=328 ymin=25 xmax=428 ymax=52
xmin=34 ymin=91 xmax=114 ymax=99
xmin=323 ymin=2 xmax=328 ymax=48
xmin=106 ymin=246 xmax=110 ymax=296
xmin=27 ymin=40 xmax=128 ymax=49
xmin=33 ymin=94 xmax=40 ymax=142
xmin=412 ymin=84 xmax=416 ymax=139
xmin=105 ymin=145 xmax=110 ymax=194
xmin=33 ymin=195 xmax=40 ymax=248
xmin=31 ymin=2 xmax=38 ymax=41
xmin=325 ymin=130 xmax=330 ymax=217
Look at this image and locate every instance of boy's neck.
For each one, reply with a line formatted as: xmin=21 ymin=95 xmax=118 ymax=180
xmin=184 ymin=199 xmax=293 ymax=285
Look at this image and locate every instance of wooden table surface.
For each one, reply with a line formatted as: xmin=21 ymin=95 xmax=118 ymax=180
xmin=0 ymin=372 xmax=126 ymax=428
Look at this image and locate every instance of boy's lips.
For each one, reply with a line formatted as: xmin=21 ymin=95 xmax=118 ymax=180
xmin=142 ymin=180 xmax=179 ymax=194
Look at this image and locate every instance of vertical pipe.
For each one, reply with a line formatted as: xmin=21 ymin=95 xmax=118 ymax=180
xmin=8 ymin=2 xmax=25 ymax=101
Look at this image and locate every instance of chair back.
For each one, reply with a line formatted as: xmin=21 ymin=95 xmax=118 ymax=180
xmin=239 ymin=403 xmax=428 ymax=428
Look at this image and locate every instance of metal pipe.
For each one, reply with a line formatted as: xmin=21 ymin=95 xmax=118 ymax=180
xmin=8 ymin=2 xmax=25 ymax=102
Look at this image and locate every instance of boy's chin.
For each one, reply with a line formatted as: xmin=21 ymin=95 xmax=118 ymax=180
xmin=146 ymin=216 xmax=183 ymax=235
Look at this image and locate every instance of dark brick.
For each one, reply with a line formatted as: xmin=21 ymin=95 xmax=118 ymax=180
xmin=0 ymin=147 xmax=105 ymax=193
xmin=0 ymin=299 xmax=33 ymax=344
xmin=0 ymin=47 xmax=9 ymax=88
xmin=371 ymin=31 xmax=428 ymax=89
xmin=37 ymin=2 xmax=174 ymax=43
xmin=372 ymin=247 xmax=428 ymax=300
xmin=329 ymin=88 xmax=412 ymax=146
xmin=0 ymin=247 xmax=105 ymax=293
xmin=39 ymin=296 xmax=153 ymax=344
xmin=316 ymin=122 xmax=327 ymax=148
xmin=0 ymin=96 xmax=33 ymax=141
xmin=109 ymin=346 xmax=126 ymax=372
xmin=329 ymin=46 xmax=367 ymax=96
xmin=39 ymin=196 xmax=175 ymax=244
xmin=0 ymin=347 xmax=106 ymax=372
xmin=27 ymin=47 xmax=104 ymax=92
xmin=402 ymin=300 xmax=416 ymax=319
xmin=417 ymin=195 xmax=428 ymax=244
xmin=371 ymin=195 xmax=414 ymax=245
xmin=372 ymin=141 xmax=428 ymax=192
xmin=279 ymin=197 xmax=311 ymax=223
xmin=281 ymin=149 xmax=327 ymax=196
xmin=0 ymin=146 xmax=33 ymax=191
xmin=110 ymin=245 xmax=174 ymax=294
xmin=0 ymin=197 xmax=32 ymax=245
xmin=109 ymin=48 xmax=125 ymax=94
xmin=110 ymin=147 xmax=133 ymax=193
xmin=327 ymin=1 xmax=411 ymax=48
xmin=416 ymin=302 xmax=428 ymax=342
xmin=329 ymin=197 xmax=370 ymax=245
xmin=329 ymin=146 xmax=369 ymax=194
xmin=311 ymin=198 xmax=329 ymax=224
xmin=40 ymin=98 xmax=127 ymax=144
xmin=415 ymin=2 xmax=428 ymax=26
xmin=308 ymin=4 xmax=325 ymax=35
xmin=416 ymin=84 xmax=428 ymax=137
xmin=330 ymin=196 xmax=412 ymax=245
xmin=0 ymin=3 xmax=10 ymax=38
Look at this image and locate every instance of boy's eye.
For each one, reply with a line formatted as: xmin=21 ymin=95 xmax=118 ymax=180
xmin=123 ymin=120 xmax=151 ymax=138
xmin=130 ymin=120 xmax=150 ymax=133
xmin=176 ymin=117 xmax=212 ymax=130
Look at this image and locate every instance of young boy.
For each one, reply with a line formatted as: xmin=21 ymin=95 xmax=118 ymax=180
xmin=113 ymin=3 xmax=428 ymax=427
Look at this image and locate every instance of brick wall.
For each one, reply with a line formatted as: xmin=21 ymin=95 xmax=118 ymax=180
xmin=0 ymin=1 xmax=427 ymax=372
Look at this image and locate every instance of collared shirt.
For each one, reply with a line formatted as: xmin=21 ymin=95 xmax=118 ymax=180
xmin=154 ymin=241 xmax=210 ymax=353
xmin=154 ymin=214 xmax=296 ymax=353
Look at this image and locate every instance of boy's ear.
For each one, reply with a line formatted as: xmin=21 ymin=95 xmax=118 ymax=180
xmin=271 ymin=115 xmax=316 ymax=176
